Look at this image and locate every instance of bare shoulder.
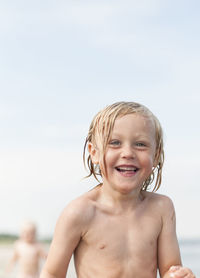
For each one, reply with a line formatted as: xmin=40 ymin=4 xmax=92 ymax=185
xmin=143 ymin=191 xmax=175 ymax=216
xmin=14 ymin=239 xmax=22 ymax=248
xmin=58 ymin=189 xmax=98 ymax=232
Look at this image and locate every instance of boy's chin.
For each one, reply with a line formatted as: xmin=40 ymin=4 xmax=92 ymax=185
xmin=114 ymin=184 xmax=142 ymax=195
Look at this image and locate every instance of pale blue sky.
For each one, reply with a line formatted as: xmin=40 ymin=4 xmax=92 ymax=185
xmin=0 ymin=0 xmax=200 ymax=239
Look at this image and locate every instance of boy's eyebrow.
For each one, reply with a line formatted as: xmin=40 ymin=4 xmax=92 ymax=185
xmin=110 ymin=132 xmax=121 ymax=137
xmin=111 ymin=133 xmax=151 ymax=139
xmin=110 ymin=133 xmax=127 ymax=139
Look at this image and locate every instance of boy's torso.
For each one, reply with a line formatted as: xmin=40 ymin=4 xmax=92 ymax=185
xmin=74 ymin=189 xmax=162 ymax=278
xmin=16 ymin=241 xmax=40 ymax=276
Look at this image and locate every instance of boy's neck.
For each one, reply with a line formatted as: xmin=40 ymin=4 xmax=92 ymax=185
xmin=98 ymin=183 xmax=144 ymax=213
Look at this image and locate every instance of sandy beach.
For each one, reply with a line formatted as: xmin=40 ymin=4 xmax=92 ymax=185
xmin=0 ymin=243 xmax=76 ymax=278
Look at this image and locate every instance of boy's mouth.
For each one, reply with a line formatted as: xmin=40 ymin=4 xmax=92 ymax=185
xmin=115 ymin=166 xmax=139 ymax=173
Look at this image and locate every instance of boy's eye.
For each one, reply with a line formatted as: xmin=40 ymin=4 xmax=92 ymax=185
xmin=135 ymin=142 xmax=146 ymax=147
xmin=109 ymin=140 xmax=121 ymax=146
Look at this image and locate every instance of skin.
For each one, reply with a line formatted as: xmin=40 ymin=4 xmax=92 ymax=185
xmin=40 ymin=113 xmax=195 ymax=278
xmin=7 ymin=224 xmax=47 ymax=278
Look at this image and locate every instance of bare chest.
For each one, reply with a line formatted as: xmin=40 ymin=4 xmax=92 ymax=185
xmin=75 ymin=211 xmax=161 ymax=269
xmin=74 ymin=211 xmax=160 ymax=278
xmin=17 ymin=243 xmax=39 ymax=262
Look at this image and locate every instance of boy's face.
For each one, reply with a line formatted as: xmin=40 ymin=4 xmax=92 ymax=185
xmin=21 ymin=225 xmax=36 ymax=243
xmin=90 ymin=113 xmax=156 ymax=194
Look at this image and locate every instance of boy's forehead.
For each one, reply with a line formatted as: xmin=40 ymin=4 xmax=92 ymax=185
xmin=113 ymin=113 xmax=155 ymax=128
xmin=93 ymin=113 xmax=156 ymax=143
xmin=21 ymin=222 xmax=36 ymax=232
xmin=110 ymin=114 xmax=156 ymax=140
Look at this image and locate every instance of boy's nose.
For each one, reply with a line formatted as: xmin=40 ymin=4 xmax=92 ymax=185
xmin=121 ymin=145 xmax=135 ymax=159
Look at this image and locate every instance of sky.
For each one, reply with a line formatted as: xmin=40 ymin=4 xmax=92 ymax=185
xmin=0 ymin=0 xmax=200 ymax=239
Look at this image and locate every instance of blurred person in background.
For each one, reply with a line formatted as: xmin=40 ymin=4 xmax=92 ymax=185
xmin=6 ymin=221 xmax=47 ymax=278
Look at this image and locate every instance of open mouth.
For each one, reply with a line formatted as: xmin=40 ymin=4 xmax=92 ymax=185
xmin=115 ymin=166 xmax=139 ymax=173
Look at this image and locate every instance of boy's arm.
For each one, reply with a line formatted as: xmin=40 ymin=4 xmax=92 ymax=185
xmin=157 ymin=196 xmax=182 ymax=278
xmin=6 ymin=242 xmax=19 ymax=273
xmin=40 ymin=199 xmax=89 ymax=278
xmin=157 ymin=196 xmax=195 ymax=278
xmin=38 ymin=244 xmax=48 ymax=260
xmin=163 ymin=265 xmax=195 ymax=278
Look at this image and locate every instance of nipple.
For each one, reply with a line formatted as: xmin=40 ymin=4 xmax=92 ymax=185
xmin=99 ymin=243 xmax=106 ymax=249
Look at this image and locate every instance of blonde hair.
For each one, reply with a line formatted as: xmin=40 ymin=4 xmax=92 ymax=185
xmin=20 ymin=221 xmax=37 ymax=233
xmin=83 ymin=101 xmax=164 ymax=192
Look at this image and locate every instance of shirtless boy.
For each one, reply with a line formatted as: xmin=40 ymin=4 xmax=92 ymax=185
xmin=40 ymin=101 xmax=195 ymax=278
xmin=7 ymin=221 xmax=47 ymax=278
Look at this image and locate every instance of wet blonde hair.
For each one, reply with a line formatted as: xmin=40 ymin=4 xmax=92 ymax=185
xmin=83 ymin=101 xmax=164 ymax=191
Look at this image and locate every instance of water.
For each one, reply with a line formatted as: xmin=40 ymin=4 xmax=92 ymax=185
xmin=179 ymin=239 xmax=200 ymax=277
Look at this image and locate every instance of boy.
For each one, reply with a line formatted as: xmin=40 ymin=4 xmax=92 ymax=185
xmin=40 ymin=102 xmax=195 ymax=278
xmin=7 ymin=221 xmax=47 ymax=278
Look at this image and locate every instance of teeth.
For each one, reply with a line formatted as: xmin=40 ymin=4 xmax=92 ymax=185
xmin=116 ymin=167 xmax=137 ymax=171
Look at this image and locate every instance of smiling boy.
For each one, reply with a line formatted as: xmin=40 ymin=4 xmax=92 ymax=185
xmin=40 ymin=102 xmax=195 ymax=278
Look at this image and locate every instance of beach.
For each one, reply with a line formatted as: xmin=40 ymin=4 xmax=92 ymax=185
xmin=179 ymin=239 xmax=200 ymax=277
xmin=0 ymin=243 xmax=76 ymax=278
xmin=0 ymin=240 xmax=199 ymax=278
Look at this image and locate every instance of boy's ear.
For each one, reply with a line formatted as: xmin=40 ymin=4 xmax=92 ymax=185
xmin=88 ymin=142 xmax=100 ymax=164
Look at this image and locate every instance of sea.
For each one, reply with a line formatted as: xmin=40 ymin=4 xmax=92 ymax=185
xmin=179 ymin=239 xmax=200 ymax=277
xmin=0 ymin=239 xmax=199 ymax=278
